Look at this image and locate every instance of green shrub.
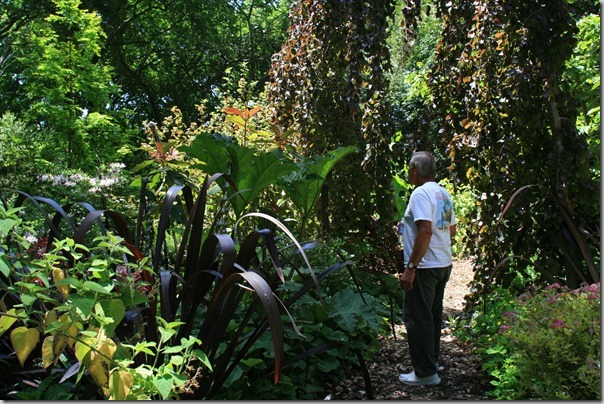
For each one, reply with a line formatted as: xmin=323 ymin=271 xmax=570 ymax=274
xmin=440 ymin=178 xmax=478 ymax=259
xmin=215 ymin=287 xmax=388 ymax=400
xmin=458 ymin=283 xmax=600 ymax=400
xmin=496 ymin=283 xmax=600 ymax=400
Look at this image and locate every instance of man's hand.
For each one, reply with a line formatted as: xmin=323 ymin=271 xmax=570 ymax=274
xmin=399 ymin=268 xmax=415 ymax=291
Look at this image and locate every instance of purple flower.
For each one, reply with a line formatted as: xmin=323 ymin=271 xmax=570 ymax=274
xmin=546 ymin=283 xmax=561 ymax=290
xmin=498 ymin=325 xmax=511 ymax=334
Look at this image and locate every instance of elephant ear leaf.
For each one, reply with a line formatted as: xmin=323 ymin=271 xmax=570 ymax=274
xmin=229 ymin=146 xmax=296 ymax=216
xmin=281 ymin=146 xmax=358 ymax=216
xmin=11 ymin=326 xmax=40 ymax=366
xmin=180 ymin=133 xmax=231 ymax=175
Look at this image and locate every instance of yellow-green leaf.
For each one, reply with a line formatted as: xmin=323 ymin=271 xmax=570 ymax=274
xmin=109 ymin=370 xmax=134 ymax=400
xmin=89 ymin=355 xmax=110 ymax=389
xmin=52 ymin=268 xmax=70 ymax=298
xmin=44 ymin=310 xmax=58 ymax=331
xmin=97 ymin=337 xmax=117 ymax=361
xmin=0 ymin=309 xmax=21 ymax=337
xmin=11 ymin=326 xmax=40 ymax=367
xmin=75 ymin=336 xmax=96 ymax=365
xmin=42 ymin=335 xmax=55 ymax=368
xmin=53 ymin=334 xmax=69 ymax=362
xmin=225 ymin=114 xmax=245 ymax=127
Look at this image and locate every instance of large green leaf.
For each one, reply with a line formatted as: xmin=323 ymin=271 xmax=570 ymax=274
xmin=153 ymin=374 xmax=174 ymax=400
xmin=280 ymin=146 xmax=358 ymax=216
xmin=70 ymin=293 xmax=96 ymax=319
xmin=228 ymin=146 xmax=296 ymax=216
xmin=180 ymin=134 xmax=231 ymax=175
xmin=181 ymin=133 xmax=296 ymax=217
xmin=0 ymin=256 xmax=10 ymax=278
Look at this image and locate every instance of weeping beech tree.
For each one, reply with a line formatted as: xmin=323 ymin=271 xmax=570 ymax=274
xmin=268 ymin=0 xmax=401 ymax=271
xmin=402 ymin=0 xmax=600 ymax=304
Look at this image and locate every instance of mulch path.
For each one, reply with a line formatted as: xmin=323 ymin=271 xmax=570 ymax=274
xmin=322 ymin=259 xmax=492 ymax=400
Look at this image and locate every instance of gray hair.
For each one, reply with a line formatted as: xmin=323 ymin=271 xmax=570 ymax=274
xmin=409 ymin=151 xmax=437 ymax=178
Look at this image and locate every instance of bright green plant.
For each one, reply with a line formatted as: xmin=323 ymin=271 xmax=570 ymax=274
xmin=116 ymin=318 xmax=212 ymax=400
xmin=562 ymin=12 xmax=600 ymax=180
xmin=278 ymin=146 xmax=359 ymax=238
xmin=15 ymin=0 xmax=119 ymax=171
xmin=180 ymin=132 xmax=297 ymax=219
xmin=0 ymin=205 xmax=211 ymax=399
xmin=213 ymin=281 xmax=389 ymax=400
xmin=440 ymin=178 xmax=478 ymax=258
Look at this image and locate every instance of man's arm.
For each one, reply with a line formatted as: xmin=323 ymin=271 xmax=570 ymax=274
xmin=400 ymin=220 xmax=432 ymax=291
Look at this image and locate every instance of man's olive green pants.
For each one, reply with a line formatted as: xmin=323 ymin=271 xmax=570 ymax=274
xmin=403 ymin=265 xmax=452 ymax=378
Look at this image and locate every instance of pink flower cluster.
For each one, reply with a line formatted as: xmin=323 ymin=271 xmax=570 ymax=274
xmin=550 ymin=319 xmax=567 ymax=329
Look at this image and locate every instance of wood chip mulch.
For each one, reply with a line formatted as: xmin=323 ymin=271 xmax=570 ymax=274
xmin=321 ymin=259 xmax=492 ymax=400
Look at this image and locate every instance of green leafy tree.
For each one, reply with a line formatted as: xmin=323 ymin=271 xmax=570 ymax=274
xmin=88 ymin=0 xmax=291 ymax=124
xmin=14 ymin=0 xmax=119 ymax=170
xmin=387 ymin=0 xmax=443 ymax=158
xmin=561 ymin=12 xmax=600 ymax=177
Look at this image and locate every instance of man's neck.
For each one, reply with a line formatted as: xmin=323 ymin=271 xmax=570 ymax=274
xmin=416 ymin=177 xmax=436 ymax=186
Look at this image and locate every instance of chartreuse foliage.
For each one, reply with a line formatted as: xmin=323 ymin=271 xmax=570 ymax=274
xmin=0 ymin=201 xmax=212 ymax=399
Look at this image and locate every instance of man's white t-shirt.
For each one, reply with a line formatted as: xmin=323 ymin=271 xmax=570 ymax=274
xmin=403 ymin=181 xmax=455 ymax=268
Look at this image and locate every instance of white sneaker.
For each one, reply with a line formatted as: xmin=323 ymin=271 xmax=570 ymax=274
xmin=398 ymin=371 xmax=441 ymax=386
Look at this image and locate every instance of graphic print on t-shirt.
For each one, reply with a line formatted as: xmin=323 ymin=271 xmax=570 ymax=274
xmin=435 ymin=190 xmax=453 ymax=230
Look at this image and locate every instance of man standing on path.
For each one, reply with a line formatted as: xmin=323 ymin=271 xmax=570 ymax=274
xmin=398 ymin=151 xmax=456 ymax=386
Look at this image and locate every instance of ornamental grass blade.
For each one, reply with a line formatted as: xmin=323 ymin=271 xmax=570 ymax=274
xmin=177 ymin=175 xmax=222 ymax=281
xmin=11 ymin=190 xmax=62 ymax=241
xmin=152 ymin=184 xmax=186 ymax=271
xmin=176 ymin=233 xmax=236 ymax=341
xmin=237 ymin=212 xmax=320 ymax=296
xmin=196 ymin=271 xmax=284 ymax=399
xmin=73 ymin=209 xmax=135 ymax=246
xmin=237 ymin=229 xmax=285 ymax=284
xmin=33 ymin=197 xmax=77 ymax=233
